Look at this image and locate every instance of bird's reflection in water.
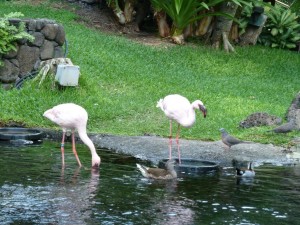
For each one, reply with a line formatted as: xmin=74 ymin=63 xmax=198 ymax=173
xmin=141 ymin=178 xmax=196 ymax=225
xmin=236 ymin=176 xmax=255 ymax=189
xmin=52 ymin=167 xmax=100 ymax=225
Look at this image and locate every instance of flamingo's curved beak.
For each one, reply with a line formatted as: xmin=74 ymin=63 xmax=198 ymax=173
xmin=199 ymin=105 xmax=207 ymax=118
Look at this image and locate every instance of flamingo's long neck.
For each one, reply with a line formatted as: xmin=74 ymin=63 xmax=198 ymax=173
xmin=179 ymin=107 xmax=196 ymax=128
xmin=77 ymin=127 xmax=99 ymax=159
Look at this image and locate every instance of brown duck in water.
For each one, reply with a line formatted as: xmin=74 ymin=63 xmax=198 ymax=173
xmin=136 ymin=159 xmax=177 ymax=180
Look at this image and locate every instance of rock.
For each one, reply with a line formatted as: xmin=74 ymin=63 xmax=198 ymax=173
xmin=31 ymin=32 xmax=45 ymax=47
xmin=27 ymin=19 xmax=37 ymax=31
xmin=1 ymin=19 xmax=66 ymax=83
xmin=40 ymin=128 xmax=289 ymax=167
xmin=40 ymin=40 xmax=55 ymax=60
xmin=54 ymin=46 xmax=64 ymax=58
xmin=41 ymin=23 xmax=59 ymax=40
xmin=239 ymin=112 xmax=282 ymax=128
xmin=0 ymin=59 xmax=20 ymax=83
xmin=55 ymin=25 xmax=66 ymax=46
xmin=2 ymin=45 xmax=19 ymax=59
xmin=17 ymin=45 xmax=40 ymax=76
xmin=286 ymin=91 xmax=300 ymax=129
xmin=36 ymin=19 xmax=46 ymax=31
xmin=1 ymin=83 xmax=14 ymax=90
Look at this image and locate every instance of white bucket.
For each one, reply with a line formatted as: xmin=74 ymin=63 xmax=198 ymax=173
xmin=55 ymin=64 xmax=80 ymax=86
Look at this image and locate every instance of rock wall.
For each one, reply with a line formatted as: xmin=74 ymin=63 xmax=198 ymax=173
xmin=0 ymin=19 xmax=66 ymax=84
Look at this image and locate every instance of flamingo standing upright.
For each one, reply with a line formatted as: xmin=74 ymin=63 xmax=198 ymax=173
xmin=43 ymin=103 xmax=101 ymax=168
xmin=157 ymin=94 xmax=207 ymax=163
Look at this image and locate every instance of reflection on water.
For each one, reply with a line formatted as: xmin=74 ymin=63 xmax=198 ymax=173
xmin=1 ymin=141 xmax=300 ymax=224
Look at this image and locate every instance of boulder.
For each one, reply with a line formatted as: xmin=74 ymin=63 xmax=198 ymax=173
xmin=286 ymin=91 xmax=300 ymax=129
xmin=40 ymin=40 xmax=55 ymax=60
xmin=55 ymin=25 xmax=66 ymax=46
xmin=41 ymin=23 xmax=59 ymax=40
xmin=31 ymin=32 xmax=45 ymax=47
xmin=239 ymin=112 xmax=282 ymax=128
xmin=0 ymin=59 xmax=20 ymax=83
xmin=17 ymin=45 xmax=40 ymax=76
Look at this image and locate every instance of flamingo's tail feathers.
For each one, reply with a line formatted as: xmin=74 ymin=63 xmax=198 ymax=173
xmin=156 ymin=99 xmax=164 ymax=110
xmin=136 ymin=163 xmax=149 ymax=178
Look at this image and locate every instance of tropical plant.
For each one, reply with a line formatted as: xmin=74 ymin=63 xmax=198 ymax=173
xmin=0 ymin=12 xmax=34 ymax=66
xmin=290 ymin=0 xmax=300 ymax=14
xmin=105 ymin=0 xmax=126 ymax=24
xmin=152 ymin=0 xmax=238 ymax=43
xmin=150 ymin=0 xmax=249 ymax=44
xmin=259 ymin=5 xmax=300 ymax=49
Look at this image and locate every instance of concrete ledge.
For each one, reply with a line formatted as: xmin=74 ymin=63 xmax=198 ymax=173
xmin=39 ymin=128 xmax=295 ymax=167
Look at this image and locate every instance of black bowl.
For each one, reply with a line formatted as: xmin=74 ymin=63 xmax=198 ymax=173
xmin=0 ymin=127 xmax=43 ymax=141
xmin=159 ymin=158 xmax=219 ymax=176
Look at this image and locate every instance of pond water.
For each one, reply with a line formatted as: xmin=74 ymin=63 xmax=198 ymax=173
xmin=0 ymin=141 xmax=300 ymax=225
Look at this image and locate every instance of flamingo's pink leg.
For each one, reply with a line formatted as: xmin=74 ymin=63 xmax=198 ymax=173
xmin=72 ymin=132 xmax=82 ymax=167
xmin=61 ymin=131 xmax=66 ymax=167
xmin=176 ymin=124 xmax=181 ymax=164
xmin=169 ymin=120 xmax=173 ymax=160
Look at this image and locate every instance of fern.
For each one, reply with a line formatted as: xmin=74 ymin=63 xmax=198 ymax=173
xmin=0 ymin=12 xmax=34 ymax=66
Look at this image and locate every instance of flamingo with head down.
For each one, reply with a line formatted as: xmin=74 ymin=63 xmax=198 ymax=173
xmin=157 ymin=94 xmax=207 ymax=164
xmin=43 ymin=103 xmax=101 ymax=168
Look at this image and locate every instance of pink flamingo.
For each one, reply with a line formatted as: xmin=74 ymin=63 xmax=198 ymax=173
xmin=157 ymin=94 xmax=207 ymax=163
xmin=43 ymin=103 xmax=101 ymax=168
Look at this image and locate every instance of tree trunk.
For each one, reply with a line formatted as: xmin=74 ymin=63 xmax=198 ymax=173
xmin=239 ymin=15 xmax=267 ymax=46
xmin=108 ymin=0 xmax=126 ymax=24
xmin=195 ymin=15 xmax=213 ymax=37
xmin=171 ymin=27 xmax=184 ymax=45
xmin=210 ymin=2 xmax=238 ymax=52
xmin=183 ymin=23 xmax=194 ymax=40
xmin=154 ymin=10 xmax=170 ymax=38
xmin=124 ymin=0 xmax=136 ymax=23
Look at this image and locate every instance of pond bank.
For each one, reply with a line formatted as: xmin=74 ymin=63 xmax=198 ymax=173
xmin=40 ymin=128 xmax=300 ymax=167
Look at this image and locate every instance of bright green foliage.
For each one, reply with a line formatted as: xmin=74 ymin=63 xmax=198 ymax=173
xmin=0 ymin=1 xmax=299 ymax=146
xmin=259 ymin=5 xmax=300 ymax=49
xmin=0 ymin=12 xmax=34 ymax=66
xmin=238 ymin=1 xmax=266 ymax=36
xmin=150 ymin=0 xmax=249 ymax=38
xmin=290 ymin=0 xmax=300 ymax=13
xmin=151 ymin=0 xmax=228 ymax=34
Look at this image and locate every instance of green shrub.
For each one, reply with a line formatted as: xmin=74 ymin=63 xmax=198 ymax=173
xmin=0 ymin=12 xmax=34 ymax=66
xmin=259 ymin=5 xmax=300 ymax=49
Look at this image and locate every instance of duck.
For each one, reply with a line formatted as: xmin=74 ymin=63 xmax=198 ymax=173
xmin=136 ymin=159 xmax=177 ymax=180
xmin=236 ymin=162 xmax=255 ymax=177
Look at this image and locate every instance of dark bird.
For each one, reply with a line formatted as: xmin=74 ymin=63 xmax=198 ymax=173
xmin=220 ymin=128 xmax=250 ymax=149
xmin=267 ymin=120 xmax=297 ymax=133
xmin=136 ymin=159 xmax=177 ymax=180
xmin=236 ymin=162 xmax=255 ymax=177
xmin=157 ymin=94 xmax=207 ymax=164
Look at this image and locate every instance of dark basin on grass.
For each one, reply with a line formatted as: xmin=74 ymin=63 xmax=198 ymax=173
xmin=0 ymin=127 xmax=43 ymax=144
xmin=159 ymin=158 xmax=219 ymax=176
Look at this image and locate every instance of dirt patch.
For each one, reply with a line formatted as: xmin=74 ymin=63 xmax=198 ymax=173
xmin=59 ymin=1 xmax=173 ymax=46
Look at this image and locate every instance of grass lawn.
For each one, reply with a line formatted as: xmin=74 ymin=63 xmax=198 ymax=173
xmin=0 ymin=0 xmax=299 ymax=146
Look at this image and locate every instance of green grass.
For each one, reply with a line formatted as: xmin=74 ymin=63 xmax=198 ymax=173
xmin=0 ymin=0 xmax=299 ymax=146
